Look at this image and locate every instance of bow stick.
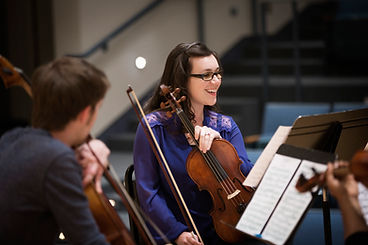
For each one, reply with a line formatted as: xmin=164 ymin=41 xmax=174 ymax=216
xmin=127 ymin=86 xmax=203 ymax=244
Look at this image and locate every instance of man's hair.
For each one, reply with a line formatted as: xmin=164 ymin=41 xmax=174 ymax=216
xmin=31 ymin=56 xmax=110 ymax=131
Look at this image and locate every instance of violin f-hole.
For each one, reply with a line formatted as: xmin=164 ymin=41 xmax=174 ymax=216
xmin=216 ymin=188 xmax=226 ymax=212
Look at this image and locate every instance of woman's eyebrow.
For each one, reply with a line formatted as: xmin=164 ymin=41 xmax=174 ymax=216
xmin=200 ymin=67 xmax=220 ymax=72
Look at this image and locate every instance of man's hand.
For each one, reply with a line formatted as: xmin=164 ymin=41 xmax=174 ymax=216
xmin=324 ymin=161 xmax=358 ymax=201
xmin=75 ymin=139 xmax=110 ymax=193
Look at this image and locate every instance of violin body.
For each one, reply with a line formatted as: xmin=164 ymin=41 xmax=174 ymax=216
xmin=350 ymin=150 xmax=368 ymax=186
xmin=85 ymin=183 xmax=136 ymax=245
xmin=187 ymin=139 xmax=254 ymax=243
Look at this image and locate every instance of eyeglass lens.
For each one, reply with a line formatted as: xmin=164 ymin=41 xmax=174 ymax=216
xmin=203 ymin=71 xmax=222 ymax=81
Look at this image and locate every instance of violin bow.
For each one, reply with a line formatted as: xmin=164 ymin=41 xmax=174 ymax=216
xmin=127 ymin=86 xmax=204 ymax=244
xmin=86 ymin=136 xmax=162 ymax=245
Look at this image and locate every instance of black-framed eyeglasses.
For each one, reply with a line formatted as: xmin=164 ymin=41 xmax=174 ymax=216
xmin=190 ymin=70 xmax=223 ymax=81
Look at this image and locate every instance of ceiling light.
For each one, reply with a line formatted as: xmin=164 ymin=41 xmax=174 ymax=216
xmin=135 ymin=56 xmax=146 ymax=70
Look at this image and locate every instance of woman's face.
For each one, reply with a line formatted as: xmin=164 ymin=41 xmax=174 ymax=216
xmin=187 ymin=54 xmax=222 ymax=112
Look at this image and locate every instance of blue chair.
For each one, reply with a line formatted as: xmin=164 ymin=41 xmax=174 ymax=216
xmin=292 ymin=208 xmax=344 ymax=245
xmin=257 ymin=102 xmax=331 ymax=147
xmin=332 ymin=102 xmax=367 ymax=112
xmin=246 ymin=148 xmax=264 ymax=163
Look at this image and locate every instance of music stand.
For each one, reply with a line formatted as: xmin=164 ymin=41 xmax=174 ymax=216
xmin=285 ymin=107 xmax=368 ymax=245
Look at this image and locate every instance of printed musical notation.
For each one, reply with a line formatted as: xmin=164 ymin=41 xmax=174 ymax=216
xmin=236 ymin=145 xmax=334 ymax=245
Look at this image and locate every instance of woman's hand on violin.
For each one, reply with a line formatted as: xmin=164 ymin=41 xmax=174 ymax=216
xmin=175 ymin=231 xmax=202 ymax=245
xmin=75 ymin=139 xmax=110 ymax=194
xmin=194 ymin=125 xmax=221 ymax=153
xmin=324 ymin=161 xmax=358 ymax=201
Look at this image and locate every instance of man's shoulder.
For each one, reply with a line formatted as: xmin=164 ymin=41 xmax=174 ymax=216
xmin=1 ymin=127 xmax=73 ymax=163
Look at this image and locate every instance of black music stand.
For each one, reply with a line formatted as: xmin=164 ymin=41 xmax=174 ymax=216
xmin=285 ymin=108 xmax=368 ymax=245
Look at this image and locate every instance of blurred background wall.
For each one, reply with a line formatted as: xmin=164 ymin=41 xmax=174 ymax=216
xmin=1 ymin=0 xmax=367 ymax=139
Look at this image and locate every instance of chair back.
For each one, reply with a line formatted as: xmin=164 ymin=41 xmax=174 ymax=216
xmin=260 ymin=102 xmax=331 ymax=144
xmin=124 ymin=164 xmax=143 ymax=244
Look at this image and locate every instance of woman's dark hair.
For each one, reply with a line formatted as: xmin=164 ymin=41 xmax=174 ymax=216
xmin=31 ymin=56 xmax=110 ymax=131
xmin=145 ymin=42 xmax=221 ymax=122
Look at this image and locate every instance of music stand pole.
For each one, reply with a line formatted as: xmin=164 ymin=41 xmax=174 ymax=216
xmin=322 ymin=187 xmax=332 ymax=245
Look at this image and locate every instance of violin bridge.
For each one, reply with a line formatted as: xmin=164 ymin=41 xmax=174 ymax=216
xmin=227 ymin=189 xmax=240 ymax=200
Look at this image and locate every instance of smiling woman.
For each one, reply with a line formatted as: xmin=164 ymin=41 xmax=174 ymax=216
xmin=188 ymin=55 xmax=222 ymax=120
xmin=132 ymin=42 xmax=254 ymax=245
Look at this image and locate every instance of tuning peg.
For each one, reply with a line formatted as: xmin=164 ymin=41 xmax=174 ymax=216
xmin=173 ymin=87 xmax=181 ymax=95
xmin=178 ymin=96 xmax=186 ymax=103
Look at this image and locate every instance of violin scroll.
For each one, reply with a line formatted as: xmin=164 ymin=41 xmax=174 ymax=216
xmin=0 ymin=55 xmax=32 ymax=97
xmin=159 ymin=85 xmax=186 ymax=117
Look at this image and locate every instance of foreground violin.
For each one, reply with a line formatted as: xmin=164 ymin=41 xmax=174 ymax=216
xmin=160 ymin=85 xmax=254 ymax=243
xmin=296 ymin=150 xmax=368 ymax=193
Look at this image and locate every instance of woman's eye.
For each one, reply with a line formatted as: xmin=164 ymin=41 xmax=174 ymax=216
xmin=203 ymin=73 xmax=212 ymax=79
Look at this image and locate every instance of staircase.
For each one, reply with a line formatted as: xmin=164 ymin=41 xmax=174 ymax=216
xmin=219 ymin=0 xmax=368 ymax=138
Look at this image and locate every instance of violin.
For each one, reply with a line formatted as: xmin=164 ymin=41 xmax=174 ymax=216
xmin=0 ymin=55 xmax=153 ymax=245
xmin=84 ymin=182 xmax=135 ymax=244
xmin=160 ymin=85 xmax=254 ymax=243
xmin=85 ymin=140 xmax=156 ymax=245
xmin=295 ymin=150 xmax=368 ymax=193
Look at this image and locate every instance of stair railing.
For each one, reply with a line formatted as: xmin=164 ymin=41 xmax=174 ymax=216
xmin=68 ymin=0 xmax=164 ymax=58
xmin=258 ymin=0 xmax=303 ymax=103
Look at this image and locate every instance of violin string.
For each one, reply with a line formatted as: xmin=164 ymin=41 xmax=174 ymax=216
xmin=179 ymin=111 xmax=240 ymax=208
xmin=179 ymin=112 xmax=240 ymax=209
xmin=203 ymin=147 xmax=246 ymax=207
xmin=205 ymin=151 xmax=247 ymax=207
xmin=171 ymin=90 xmax=245 ymax=209
xmin=179 ymin=112 xmax=225 ymax=185
xmin=201 ymin=151 xmax=239 ymax=208
xmin=179 ymin=111 xmax=224 ymax=184
xmin=203 ymin=151 xmax=243 ymax=209
xmin=179 ymin=111 xmax=247 ymax=207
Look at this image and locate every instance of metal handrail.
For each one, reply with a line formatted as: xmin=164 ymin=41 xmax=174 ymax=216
xmin=68 ymin=0 xmax=164 ymax=58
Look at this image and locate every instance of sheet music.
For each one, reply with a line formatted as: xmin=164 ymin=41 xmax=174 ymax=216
xmin=262 ymin=160 xmax=327 ymax=245
xmin=358 ymin=142 xmax=368 ymax=224
xmin=236 ymin=154 xmax=300 ymax=235
xmin=244 ymin=126 xmax=291 ymax=188
xmin=358 ymin=183 xmax=368 ymax=225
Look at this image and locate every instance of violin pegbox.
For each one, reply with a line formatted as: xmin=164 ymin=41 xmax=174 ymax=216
xmin=160 ymin=85 xmax=186 ymax=115
xmin=160 ymin=101 xmax=175 ymax=118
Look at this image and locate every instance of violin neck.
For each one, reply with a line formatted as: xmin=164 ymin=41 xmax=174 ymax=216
xmin=176 ymin=108 xmax=199 ymax=147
